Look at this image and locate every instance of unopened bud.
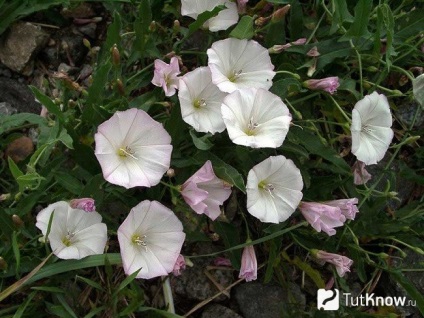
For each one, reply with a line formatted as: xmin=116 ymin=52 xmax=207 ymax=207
xmin=378 ymin=253 xmax=389 ymax=259
xmin=255 ymin=17 xmax=270 ymax=26
xmin=173 ymin=20 xmax=180 ymax=33
xmin=116 ymin=79 xmax=125 ymax=96
xmin=166 ymin=168 xmax=175 ymax=178
xmin=0 ymin=193 xmax=10 ymax=201
xmin=111 ymin=44 xmax=120 ymax=66
xmin=149 ymin=21 xmax=157 ymax=32
xmin=83 ymin=38 xmax=91 ymax=49
xmin=271 ymin=4 xmax=291 ymax=22
xmin=306 ymin=46 xmax=320 ymax=57
xmin=366 ymin=66 xmax=379 ymax=72
xmin=12 ymin=214 xmax=24 ymax=227
xmin=68 ymin=99 xmax=77 ymax=108
xmin=0 ymin=257 xmax=7 ymax=271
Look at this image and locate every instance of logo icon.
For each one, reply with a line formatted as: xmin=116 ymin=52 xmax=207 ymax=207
xmin=317 ymin=289 xmax=340 ymax=310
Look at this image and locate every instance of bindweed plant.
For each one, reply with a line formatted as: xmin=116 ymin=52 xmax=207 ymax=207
xmin=0 ymin=0 xmax=423 ymax=317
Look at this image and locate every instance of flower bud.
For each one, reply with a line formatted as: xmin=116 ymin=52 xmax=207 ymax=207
xmin=149 ymin=21 xmax=157 ymax=32
xmin=83 ymin=38 xmax=91 ymax=49
xmin=303 ymin=77 xmax=340 ymax=95
xmin=111 ymin=44 xmax=120 ymax=66
xmin=173 ymin=20 xmax=180 ymax=33
xmin=271 ymin=5 xmax=291 ymax=22
xmin=70 ymin=198 xmax=96 ymax=212
xmin=0 ymin=257 xmax=7 ymax=271
xmin=116 ymin=79 xmax=125 ymax=96
xmin=12 ymin=214 xmax=24 ymax=227
xmin=166 ymin=168 xmax=175 ymax=178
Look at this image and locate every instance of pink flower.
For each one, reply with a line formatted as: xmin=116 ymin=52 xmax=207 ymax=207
xmin=213 ymin=257 xmax=232 ymax=267
xmin=352 ymin=161 xmax=372 ymax=185
xmin=299 ymin=201 xmax=346 ymax=236
xmin=237 ymin=0 xmax=248 ymax=13
xmin=269 ymin=38 xmax=307 ymax=53
xmin=173 ymin=254 xmax=186 ymax=276
xmin=303 ymin=77 xmax=340 ymax=95
xmin=323 ymin=198 xmax=359 ymax=221
xmin=239 ymin=245 xmax=257 ymax=282
xmin=306 ymin=46 xmax=320 ymax=57
xmin=151 ymin=57 xmax=180 ymax=97
xmin=314 ymin=250 xmax=353 ymax=277
xmin=181 ymin=160 xmax=232 ymax=220
xmin=69 ymin=198 xmax=96 ymax=212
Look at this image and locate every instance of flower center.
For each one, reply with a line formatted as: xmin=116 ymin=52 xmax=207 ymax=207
xmin=246 ymin=117 xmax=260 ymax=136
xmin=62 ymin=231 xmax=75 ymax=247
xmin=228 ymin=69 xmax=242 ymax=82
xmin=194 ymin=99 xmax=207 ymax=109
xmin=259 ymin=181 xmax=275 ymax=197
xmin=132 ymin=234 xmax=148 ymax=251
xmin=118 ymin=146 xmax=138 ymax=160
xmin=361 ymin=125 xmax=373 ymax=134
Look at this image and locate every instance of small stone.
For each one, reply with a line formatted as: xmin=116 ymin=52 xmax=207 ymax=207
xmin=0 ymin=102 xmax=17 ymax=115
xmin=0 ymin=77 xmax=41 ymax=113
xmin=61 ymin=3 xmax=94 ymax=19
xmin=5 ymin=136 xmax=34 ymax=162
xmin=79 ymin=64 xmax=93 ymax=80
xmin=0 ymin=22 xmax=49 ymax=74
xmin=201 ymin=304 xmax=242 ymax=318
xmin=78 ymin=23 xmax=97 ymax=39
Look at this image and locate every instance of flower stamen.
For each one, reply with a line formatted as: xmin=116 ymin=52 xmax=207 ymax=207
xmin=228 ymin=69 xmax=242 ymax=82
xmin=246 ymin=117 xmax=260 ymax=136
xmin=118 ymin=146 xmax=138 ymax=160
xmin=258 ymin=181 xmax=275 ymax=197
xmin=132 ymin=234 xmax=148 ymax=251
xmin=62 ymin=231 xmax=75 ymax=247
xmin=194 ymin=99 xmax=207 ymax=108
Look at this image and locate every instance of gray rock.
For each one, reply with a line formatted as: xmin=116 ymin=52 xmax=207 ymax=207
xmin=0 ymin=102 xmax=17 ymax=115
xmin=78 ymin=23 xmax=97 ymax=39
xmin=0 ymin=22 xmax=49 ymax=74
xmin=201 ymin=304 xmax=242 ymax=318
xmin=0 ymin=77 xmax=40 ymax=113
xmin=173 ymin=258 xmax=234 ymax=302
xmin=234 ymin=282 xmax=306 ymax=318
xmin=394 ymin=100 xmax=424 ymax=130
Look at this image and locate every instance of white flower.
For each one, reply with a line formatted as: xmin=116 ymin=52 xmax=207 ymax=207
xmin=246 ymin=156 xmax=303 ymax=223
xmin=351 ymin=92 xmax=394 ymax=165
xmin=178 ymin=67 xmax=228 ymax=134
xmin=94 ymin=108 xmax=172 ymax=189
xmin=181 ymin=0 xmax=239 ymax=32
xmin=36 ymin=201 xmax=107 ymax=260
xmin=207 ymin=38 xmax=275 ymax=93
xmin=117 ymin=200 xmax=186 ymax=279
xmin=221 ymin=88 xmax=291 ymax=148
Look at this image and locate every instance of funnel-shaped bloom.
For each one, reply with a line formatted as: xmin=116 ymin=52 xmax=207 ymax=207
xmin=117 ymin=200 xmax=186 ymax=279
xmin=207 ymin=38 xmax=275 ymax=93
xmin=351 ymin=92 xmax=394 ymax=165
xmin=181 ymin=160 xmax=232 ymax=220
xmin=221 ymin=88 xmax=291 ymax=148
xmin=314 ymin=250 xmax=353 ymax=277
xmin=178 ymin=67 xmax=228 ymax=134
xmin=246 ymin=156 xmax=303 ymax=223
xmin=36 ymin=201 xmax=107 ymax=259
xmin=151 ymin=57 xmax=180 ymax=97
xmin=181 ymin=0 xmax=238 ymax=32
xmin=239 ymin=245 xmax=257 ymax=282
xmin=299 ymin=202 xmax=346 ymax=236
xmin=95 ymin=109 xmax=172 ymax=189
xmin=352 ymin=161 xmax=372 ymax=185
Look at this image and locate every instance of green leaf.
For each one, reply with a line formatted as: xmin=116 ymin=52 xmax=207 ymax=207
xmin=57 ymin=128 xmax=74 ymax=149
xmin=288 ymin=0 xmax=303 ymax=39
xmin=394 ymin=10 xmax=424 ymax=41
xmin=12 ymin=291 xmax=36 ymax=318
xmin=214 ymin=222 xmax=241 ymax=269
xmin=377 ymin=4 xmax=396 ymax=69
xmin=193 ymin=151 xmax=246 ymax=193
xmin=289 ymin=127 xmax=351 ymax=174
xmin=30 ymin=86 xmax=64 ymax=123
xmin=189 ymin=130 xmax=214 ymax=150
xmin=25 ymin=253 xmax=121 ymax=286
xmin=12 ymin=231 xmax=21 ymax=276
xmin=55 ymin=294 xmax=78 ymax=318
xmin=134 ymin=0 xmax=152 ymax=61
xmin=75 ymin=275 xmax=104 ymax=291
xmin=230 ymin=15 xmax=255 ymax=40
xmin=0 ymin=113 xmax=46 ymax=136
xmin=8 ymin=157 xmax=24 ymax=180
xmin=389 ymin=271 xmax=424 ymax=315
xmin=54 ymin=171 xmax=83 ymax=195
xmin=112 ymin=268 xmax=142 ymax=298
xmin=270 ymin=78 xmax=302 ymax=100
xmin=330 ymin=0 xmax=354 ymax=34
xmin=292 ymin=256 xmax=325 ymax=288
xmin=340 ymin=0 xmax=373 ymax=41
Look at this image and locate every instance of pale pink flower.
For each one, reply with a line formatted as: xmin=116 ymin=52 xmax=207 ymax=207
xmin=207 ymin=38 xmax=275 ymax=93
xmin=213 ymin=257 xmax=232 ymax=267
xmin=172 ymin=254 xmax=186 ymax=276
xmin=151 ymin=57 xmax=180 ymax=97
xmin=246 ymin=156 xmax=303 ymax=223
xmin=304 ymin=77 xmax=339 ymax=94
xmin=351 ymin=92 xmax=394 ymax=165
xmin=315 ymin=250 xmax=353 ymax=277
xmin=237 ymin=0 xmax=248 ymax=13
xmin=181 ymin=160 xmax=232 ymax=220
xmin=299 ymin=202 xmax=346 ymax=236
xmin=94 ymin=108 xmax=172 ymax=189
xmin=239 ymin=245 xmax=257 ymax=282
xmin=323 ymin=198 xmax=359 ymax=221
xmin=221 ymin=88 xmax=292 ymax=148
xmin=306 ymin=46 xmax=320 ymax=57
xmin=36 ymin=201 xmax=107 ymax=260
xmin=117 ymin=200 xmax=186 ymax=279
xmin=352 ymin=161 xmax=372 ymax=185
xmin=69 ymin=198 xmax=96 ymax=212
xmin=40 ymin=106 xmax=48 ymax=118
